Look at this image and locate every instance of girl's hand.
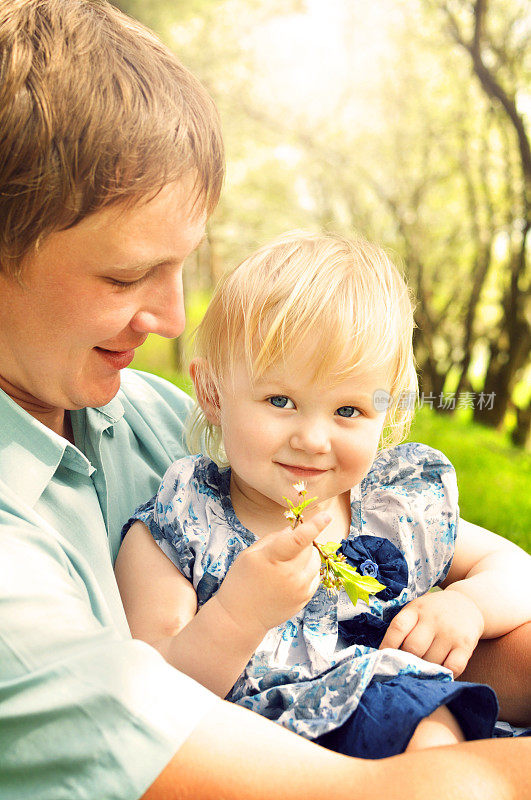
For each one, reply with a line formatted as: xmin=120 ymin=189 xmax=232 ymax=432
xmin=213 ymin=513 xmax=330 ymax=640
xmin=379 ymin=589 xmax=485 ymax=677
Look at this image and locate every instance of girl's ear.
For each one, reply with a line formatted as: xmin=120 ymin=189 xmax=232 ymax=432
xmin=189 ymin=358 xmax=221 ymax=425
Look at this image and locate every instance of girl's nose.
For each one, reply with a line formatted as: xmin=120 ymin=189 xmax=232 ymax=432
xmin=289 ymin=421 xmax=331 ymax=455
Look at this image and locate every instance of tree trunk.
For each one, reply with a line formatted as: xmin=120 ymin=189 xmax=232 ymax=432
xmin=171 ymin=336 xmax=184 ymax=373
xmin=511 ymin=401 xmax=530 ymax=449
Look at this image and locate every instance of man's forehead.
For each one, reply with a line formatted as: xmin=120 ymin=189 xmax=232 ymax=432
xmin=20 ymin=194 xmax=206 ymax=281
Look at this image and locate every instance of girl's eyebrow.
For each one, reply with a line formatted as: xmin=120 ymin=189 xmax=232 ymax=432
xmin=254 ymin=373 xmax=289 ymax=389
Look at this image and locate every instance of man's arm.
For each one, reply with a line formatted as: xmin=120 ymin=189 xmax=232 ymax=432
xmin=141 ymin=699 xmax=530 ymax=800
xmin=0 ymin=507 xmax=219 ymax=800
xmin=455 ymin=519 xmax=531 ymax=725
xmin=460 ymin=621 xmax=531 ymax=726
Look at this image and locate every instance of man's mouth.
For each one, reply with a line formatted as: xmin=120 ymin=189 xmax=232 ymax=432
xmin=94 ymin=347 xmax=136 ymax=370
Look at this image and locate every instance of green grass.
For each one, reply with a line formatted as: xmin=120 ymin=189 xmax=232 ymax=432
xmin=131 ymin=341 xmax=193 ymax=394
xmin=407 ymin=408 xmax=530 ymax=553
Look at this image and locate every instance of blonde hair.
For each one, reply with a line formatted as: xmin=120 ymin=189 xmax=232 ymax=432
xmin=188 ymin=232 xmax=418 ymax=466
xmin=0 ymin=0 xmax=224 ymax=278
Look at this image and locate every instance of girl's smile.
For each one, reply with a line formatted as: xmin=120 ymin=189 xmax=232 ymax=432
xmin=276 ymin=463 xmax=330 ymax=479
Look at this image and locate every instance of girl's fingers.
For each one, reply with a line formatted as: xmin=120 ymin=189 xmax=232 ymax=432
xmin=380 ymin=606 xmax=419 ymax=650
xmin=423 ymin=638 xmax=453 ymax=668
xmin=442 ymin=647 xmax=470 ymax=678
xmin=399 ymin=623 xmax=436 ymax=660
xmin=268 ymin=513 xmax=331 ymax=562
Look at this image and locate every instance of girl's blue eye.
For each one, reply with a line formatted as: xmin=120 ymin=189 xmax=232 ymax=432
xmin=336 ymin=406 xmax=361 ymax=418
xmin=269 ymin=395 xmax=295 ymax=409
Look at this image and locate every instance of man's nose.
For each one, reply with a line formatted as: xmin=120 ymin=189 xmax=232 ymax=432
xmin=130 ymin=272 xmax=185 ymax=338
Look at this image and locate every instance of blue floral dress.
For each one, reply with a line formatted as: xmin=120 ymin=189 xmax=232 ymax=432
xmin=123 ymin=442 xmax=498 ymax=757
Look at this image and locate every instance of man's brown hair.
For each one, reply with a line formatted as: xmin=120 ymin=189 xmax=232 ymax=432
xmin=0 ymin=0 xmax=224 ymax=277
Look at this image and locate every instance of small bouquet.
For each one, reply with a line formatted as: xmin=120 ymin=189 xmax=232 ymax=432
xmin=284 ymin=482 xmax=386 ymax=607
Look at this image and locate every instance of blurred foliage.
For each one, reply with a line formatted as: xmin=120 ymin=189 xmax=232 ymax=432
xmin=121 ymin=0 xmax=529 ymax=445
xmin=407 ymin=407 xmax=530 ymax=552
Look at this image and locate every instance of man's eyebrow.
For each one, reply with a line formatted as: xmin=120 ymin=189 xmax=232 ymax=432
xmin=114 ymin=236 xmax=207 ymax=273
xmin=113 ymin=256 xmax=177 ymax=274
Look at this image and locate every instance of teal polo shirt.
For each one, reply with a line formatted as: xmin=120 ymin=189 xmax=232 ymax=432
xmin=0 ymin=369 xmax=219 ymax=800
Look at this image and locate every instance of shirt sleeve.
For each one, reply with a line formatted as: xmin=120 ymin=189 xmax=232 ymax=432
xmin=361 ymin=443 xmax=459 ymax=596
xmin=122 ymin=456 xmax=213 ymax=590
xmin=0 ymin=506 xmax=220 ymax=800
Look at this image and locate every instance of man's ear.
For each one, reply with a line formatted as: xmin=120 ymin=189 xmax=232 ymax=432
xmin=189 ymin=358 xmax=221 ymax=426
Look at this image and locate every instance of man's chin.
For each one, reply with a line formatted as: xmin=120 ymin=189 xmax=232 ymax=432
xmin=69 ymin=374 xmax=122 ymax=410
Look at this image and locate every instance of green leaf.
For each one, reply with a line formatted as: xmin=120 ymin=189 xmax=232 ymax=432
xmin=351 ymin=574 xmax=386 ymax=604
xmin=330 ymin=561 xmax=358 ymax=580
xmin=329 ymin=562 xmax=386 ymax=604
xmin=291 ymin=496 xmax=317 ymax=516
xmin=319 ymin=542 xmax=341 ymax=557
xmin=283 ymin=494 xmax=317 ymax=521
xmin=343 ymin=580 xmax=359 ymax=606
xmin=355 ymin=574 xmax=386 ymax=593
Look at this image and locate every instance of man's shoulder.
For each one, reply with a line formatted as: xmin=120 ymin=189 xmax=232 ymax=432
xmin=119 ymin=368 xmax=193 ymax=412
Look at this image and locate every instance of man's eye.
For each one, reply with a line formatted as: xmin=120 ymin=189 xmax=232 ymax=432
xmin=268 ymin=396 xmax=295 ymax=409
xmin=107 ymin=275 xmax=147 ymax=289
xmin=336 ymin=406 xmax=361 ymax=418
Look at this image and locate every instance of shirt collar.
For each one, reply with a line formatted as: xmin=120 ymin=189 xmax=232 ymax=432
xmin=82 ymin=395 xmax=125 ymax=438
xmin=0 ymin=388 xmax=124 ymax=507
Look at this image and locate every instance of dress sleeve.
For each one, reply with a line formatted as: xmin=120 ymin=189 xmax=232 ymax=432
xmin=121 ymin=455 xmax=206 ymax=588
xmin=361 ymin=442 xmax=459 ymax=597
xmin=0 ymin=507 xmax=219 ymax=800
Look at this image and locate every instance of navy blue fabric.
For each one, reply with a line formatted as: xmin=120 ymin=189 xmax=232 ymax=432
xmin=315 ymin=676 xmax=498 ymax=759
xmin=339 ymin=535 xmax=409 ymax=601
xmin=338 ymin=608 xmax=402 ymax=649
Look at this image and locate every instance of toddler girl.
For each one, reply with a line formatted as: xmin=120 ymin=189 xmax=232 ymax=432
xmin=116 ymin=232 xmax=530 ymax=757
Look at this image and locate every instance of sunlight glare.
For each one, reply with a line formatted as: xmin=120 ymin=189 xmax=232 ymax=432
xmin=247 ymin=0 xmax=399 ymax=126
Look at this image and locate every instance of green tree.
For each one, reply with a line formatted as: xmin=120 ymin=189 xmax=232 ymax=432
xmin=427 ymin=0 xmax=530 ymax=431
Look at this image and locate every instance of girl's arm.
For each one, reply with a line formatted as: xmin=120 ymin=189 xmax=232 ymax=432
xmin=440 ymin=520 xmax=531 ymax=637
xmin=380 ymin=521 xmax=531 ymax=676
xmin=115 ymin=521 xmax=198 ymax=643
xmin=115 ymin=514 xmax=327 ymax=697
xmin=115 ymin=523 xmax=263 ymax=696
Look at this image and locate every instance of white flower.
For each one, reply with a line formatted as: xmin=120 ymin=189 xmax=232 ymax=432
xmin=293 ymin=481 xmax=307 ymax=494
xmin=284 ymin=510 xmax=297 ymax=522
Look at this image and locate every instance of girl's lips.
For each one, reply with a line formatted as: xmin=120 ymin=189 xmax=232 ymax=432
xmin=94 ymin=347 xmax=135 ymax=370
xmin=279 ymin=463 xmax=328 ymax=477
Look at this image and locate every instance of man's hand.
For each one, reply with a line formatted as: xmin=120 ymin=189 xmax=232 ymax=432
xmin=379 ymin=589 xmax=485 ymax=677
xmin=214 ymin=513 xmax=330 ymax=640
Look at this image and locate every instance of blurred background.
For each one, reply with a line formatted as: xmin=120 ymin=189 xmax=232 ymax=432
xmin=116 ymin=0 xmax=529 ymax=549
